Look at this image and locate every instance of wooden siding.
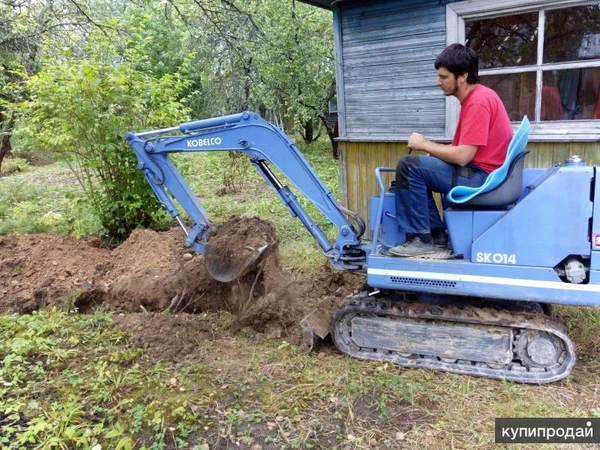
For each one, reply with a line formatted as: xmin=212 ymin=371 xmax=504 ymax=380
xmin=523 ymin=142 xmax=600 ymax=167
xmin=339 ymin=141 xmax=600 ymax=235
xmin=339 ymin=141 xmax=408 ymax=231
xmin=339 ymin=0 xmax=447 ymax=140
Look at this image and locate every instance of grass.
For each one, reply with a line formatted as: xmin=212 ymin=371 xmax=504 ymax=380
xmin=1 ymin=140 xmax=600 ymax=449
xmin=2 ymin=309 xmax=599 ymax=449
xmin=0 ymin=161 xmax=100 ymax=238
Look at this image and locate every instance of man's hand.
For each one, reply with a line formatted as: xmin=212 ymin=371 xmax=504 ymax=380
xmin=407 ymin=132 xmax=478 ymax=166
xmin=408 ymin=132 xmax=428 ymax=151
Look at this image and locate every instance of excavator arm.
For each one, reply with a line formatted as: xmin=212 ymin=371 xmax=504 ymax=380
xmin=125 ymin=111 xmax=367 ymax=273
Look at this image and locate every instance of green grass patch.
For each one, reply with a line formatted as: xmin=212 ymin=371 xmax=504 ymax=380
xmin=2 ymin=309 xmax=598 ymax=449
xmin=0 ymin=164 xmax=101 ymax=238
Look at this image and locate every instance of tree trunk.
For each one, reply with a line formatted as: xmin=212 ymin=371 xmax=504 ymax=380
xmin=0 ymin=111 xmax=16 ymax=174
xmin=302 ymin=118 xmax=314 ymax=143
xmin=318 ymin=114 xmax=339 ymax=159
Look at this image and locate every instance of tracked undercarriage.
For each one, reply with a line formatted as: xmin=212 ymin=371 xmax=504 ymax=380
xmin=330 ymin=292 xmax=576 ymax=384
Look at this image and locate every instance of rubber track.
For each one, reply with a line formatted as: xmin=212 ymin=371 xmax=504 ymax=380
xmin=331 ymin=293 xmax=576 ymax=383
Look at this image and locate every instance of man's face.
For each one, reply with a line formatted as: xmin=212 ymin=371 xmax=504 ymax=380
xmin=436 ymin=67 xmax=460 ymax=97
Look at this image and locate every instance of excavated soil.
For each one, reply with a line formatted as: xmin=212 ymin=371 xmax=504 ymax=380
xmin=0 ymin=217 xmax=365 ymax=359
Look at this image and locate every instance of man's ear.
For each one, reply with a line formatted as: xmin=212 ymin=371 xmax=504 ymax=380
xmin=458 ymin=72 xmax=469 ymax=84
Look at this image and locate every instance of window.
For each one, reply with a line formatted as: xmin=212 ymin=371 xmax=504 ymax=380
xmin=328 ymin=97 xmax=338 ymax=114
xmin=447 ymin=0 xmax=600 ymax=141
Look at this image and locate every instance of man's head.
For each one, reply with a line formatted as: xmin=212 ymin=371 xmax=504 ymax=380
xmin=434 ymin=44 xmax=479 ymax=98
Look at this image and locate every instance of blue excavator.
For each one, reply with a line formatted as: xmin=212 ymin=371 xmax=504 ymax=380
xmin=125 ymin=111 xmax=600 ymax=384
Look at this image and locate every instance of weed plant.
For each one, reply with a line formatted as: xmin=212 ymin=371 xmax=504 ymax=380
xmin=1 ymin=307 xmax=599 ymax=449
xmin=1 ymin=156 xmax=32 ymax=176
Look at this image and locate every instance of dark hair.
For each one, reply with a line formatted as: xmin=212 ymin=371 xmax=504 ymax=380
xmin=434 ymin=43 xmax=479 ymax=84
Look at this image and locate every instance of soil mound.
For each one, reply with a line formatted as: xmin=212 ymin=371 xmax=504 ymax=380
xmin=0 ymin=216 xmax=364 ymax=351
xmin=0 ymin=233 xmax=111 ymax=314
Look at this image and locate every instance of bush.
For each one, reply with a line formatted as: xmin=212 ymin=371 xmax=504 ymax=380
xmin=17 ymin=32 xmax=191 ymax=239
xmin=1 ymin=156 xmax=31 ymax=175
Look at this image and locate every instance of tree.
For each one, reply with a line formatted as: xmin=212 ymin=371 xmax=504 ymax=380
xmin=244 ymin=0 xmax=337 ymax=154
xmin=0 ymin=1 xmax=39 ymax=172
xmin=166 ymin=0 xmax=338 ymax=155
xmin=0 ymin=0 xmax=122 ymax=172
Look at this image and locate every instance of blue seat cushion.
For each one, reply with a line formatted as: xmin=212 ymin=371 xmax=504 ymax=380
xmin=447 ymin=116 xmax=530 ymax=204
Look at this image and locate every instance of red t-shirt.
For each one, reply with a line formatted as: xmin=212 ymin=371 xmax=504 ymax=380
xmin=452 ymin=85 xmax=513 ymax=173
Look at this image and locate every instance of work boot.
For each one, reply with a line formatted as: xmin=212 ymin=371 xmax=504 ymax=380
xmin=432 ymin=229 xmax=449 ymax=248
xmin=388 ymin=235 xmax=436 ymax=257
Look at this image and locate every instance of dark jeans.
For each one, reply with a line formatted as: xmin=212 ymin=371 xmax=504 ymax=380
xmin=394 ymin=154 xmax=487 ymax=235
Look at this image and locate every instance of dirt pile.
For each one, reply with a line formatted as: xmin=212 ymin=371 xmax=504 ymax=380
xmin=0 ymin=216 xmax=365 ymax=348
xmin=0 ymin=233 xmax=111 ymax=314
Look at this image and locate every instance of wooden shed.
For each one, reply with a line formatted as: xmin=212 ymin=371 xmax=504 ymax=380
xmin=300 ymin=0 xmax=600 ymax=230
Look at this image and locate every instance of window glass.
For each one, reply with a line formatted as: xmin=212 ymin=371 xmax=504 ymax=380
xmin=542 ymin=67 xmax=600 ymax=120
xmin=466 ymin=13 xmax=538 ymax=69
xmin=544 ymin=5 xmax=600 ymax=63
xmin=479 ymin=72 xmax=536 ymax=121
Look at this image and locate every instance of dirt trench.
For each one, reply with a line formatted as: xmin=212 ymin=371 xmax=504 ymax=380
xmin=0 ymin=216 xmax=364 ymax=357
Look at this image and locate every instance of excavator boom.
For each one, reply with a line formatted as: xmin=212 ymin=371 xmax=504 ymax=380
xmin=125 ymin=111 xmax=368 ymax=276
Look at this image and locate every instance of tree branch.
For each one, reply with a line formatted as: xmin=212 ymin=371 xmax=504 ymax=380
xmin=66 ymin=0 xmax=117 ymax=36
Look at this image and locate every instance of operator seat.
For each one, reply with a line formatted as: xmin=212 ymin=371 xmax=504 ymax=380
xmin=446 ymin=116 xmax=531 ymax=209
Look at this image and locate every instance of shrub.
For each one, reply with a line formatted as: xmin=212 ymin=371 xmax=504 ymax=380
xmin=17 ymin=32 xmax=191 ymax=239
xmin=1 ymin=156 xmax=31 ymax=175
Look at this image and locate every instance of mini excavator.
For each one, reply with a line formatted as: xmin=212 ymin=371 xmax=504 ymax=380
xmin=126 ymin=111 xmax=600 ymax=383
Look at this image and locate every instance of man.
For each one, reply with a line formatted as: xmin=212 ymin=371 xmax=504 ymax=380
xmin=389 ymin=43 xmax=513 ymax=257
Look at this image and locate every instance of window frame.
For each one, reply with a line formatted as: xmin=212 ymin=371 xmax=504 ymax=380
xmin=447 ymin=0 xmax=600 ymax=141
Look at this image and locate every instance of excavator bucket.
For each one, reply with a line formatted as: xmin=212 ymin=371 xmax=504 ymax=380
xmin=204 ymin=244 xmax=269 ymax=283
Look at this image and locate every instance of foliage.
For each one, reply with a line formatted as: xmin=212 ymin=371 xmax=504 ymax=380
xmin=245 ymin=0 xmax=335 ymax=132
xmin=3 ymin=0 xmax=339 ymax=238
xmin=220 ymin=152 xmax=250 ymax=194
xmin=0 ymin=66 xmax=27 ymax=172
xmin=165 ymin=0 xmax=335 ymax=139
xmin=0 ymin=156 xmax=31 ymax=176
xmin=0 ymin=0 xmax=84 ymax=172
xmin=0 ymin=306 xmax=598 ymax=449
xmin=0 ymin=166 xmax=100 ymax=238
xmin=16 ymin=30 xmax=192 ymax=238
xmin=0 ymin=309 xmax=140 ymax=449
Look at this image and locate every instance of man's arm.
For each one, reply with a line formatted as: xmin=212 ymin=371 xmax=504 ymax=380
xmin=407 ymin=132 xmax=478 ymax=167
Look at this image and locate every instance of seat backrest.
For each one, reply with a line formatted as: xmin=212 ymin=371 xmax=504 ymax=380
xmin=446 ymin=116 xmax=530 ymax=205
xmin=501 ymin=116 xmax=530 ymax=171
xmin=462 ymin=151 xmax=529 ymax=207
